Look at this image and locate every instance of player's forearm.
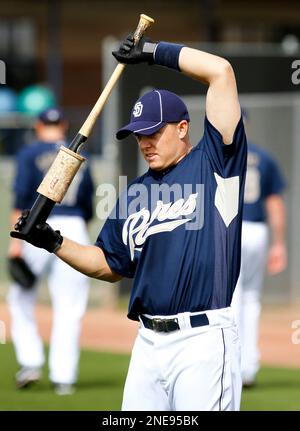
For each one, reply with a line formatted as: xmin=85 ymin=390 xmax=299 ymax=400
xmin=265 ymin=195 xmax=286 ymax=245
xmin=11 ymin=213 xmax=121 ymax=281
xmin=55 ymin=237 xmax=122 ymax=282
xmin=178 ymin=47 xmax=233 ymax=86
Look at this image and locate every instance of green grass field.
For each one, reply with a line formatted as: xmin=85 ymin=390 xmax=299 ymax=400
xmin=0 ymin=343 xmax=299 ymax=411
xmin=0 ymin=343 xmax=128 ymax=410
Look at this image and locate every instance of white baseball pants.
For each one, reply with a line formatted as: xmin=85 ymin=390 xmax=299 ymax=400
xmin=231 ymin=221 xmax=268 ymax=384
xmin=7 ymin=216 xmax=90 ymax=385
xmin=122 ymin=307 xmax=241 ymax=411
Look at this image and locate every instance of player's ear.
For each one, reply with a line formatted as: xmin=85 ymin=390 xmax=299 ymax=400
xmin=177 ymin=120 xmax=189 ymax=139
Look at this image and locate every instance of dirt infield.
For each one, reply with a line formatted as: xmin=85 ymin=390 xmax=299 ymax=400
xmin=0 ymin=302 xmax=299 ymax=368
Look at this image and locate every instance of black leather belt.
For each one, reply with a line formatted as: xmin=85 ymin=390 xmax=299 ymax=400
xmin=140 ymin=313 xmax=209 ymax=333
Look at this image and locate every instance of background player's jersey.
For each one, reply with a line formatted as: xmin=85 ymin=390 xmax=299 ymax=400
xmin=13 ymin=141 xmax=94 ymax=222
xmin=96 ymin=117 xmax=247 ymax=320
xmin=243 ymin=142 xmax=286 ymax=222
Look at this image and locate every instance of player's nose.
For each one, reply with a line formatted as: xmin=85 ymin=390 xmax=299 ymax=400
xmin=138 ymin=136 xmax=154 ymax=149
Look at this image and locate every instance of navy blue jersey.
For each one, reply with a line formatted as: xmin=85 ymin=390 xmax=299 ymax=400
xmin=243 ymin=142 xmax=286 ymax=222
xmin=96 ymin=117 xmax=247 ymax=320
xmin=13 ymin=141 xmax=94 ymax=222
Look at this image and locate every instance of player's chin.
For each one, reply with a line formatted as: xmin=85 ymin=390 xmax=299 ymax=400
xmin=146 ymin=157 xmax=162 ymax=170
xmin=148 ymin=161 xmax=165 ymax=171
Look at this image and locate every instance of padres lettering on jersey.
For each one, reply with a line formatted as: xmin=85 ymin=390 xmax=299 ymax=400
xmin=96 ymin=117 xmax=247 ymax=320
xmin=123 ymin=193 xmax=198 ymax=260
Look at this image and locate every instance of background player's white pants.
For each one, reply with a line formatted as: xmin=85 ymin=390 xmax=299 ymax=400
xmin=122 ymin=307 xmax=241 ymax=411
xmin=231 ymin=221 xmax=268 ymax=384
xmin=7 ymin=216 xmax=90 ymax=385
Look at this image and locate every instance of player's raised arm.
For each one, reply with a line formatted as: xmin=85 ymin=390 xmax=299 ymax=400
xmin=112 ymin=36 xmax=241 ymax=145
xmin=178 ymin=48 xmax=240 ymax=144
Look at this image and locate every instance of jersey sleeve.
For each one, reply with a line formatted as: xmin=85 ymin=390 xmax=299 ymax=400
xmin=201 ymin=115 xmax=247 ymax=178
xmin=95 ymin=199 xmax=136 ymax=278
xmin=13 ymin=149 xmax=35 ymax=210
xmin=264 ymin=155 xmax=286 ymax=196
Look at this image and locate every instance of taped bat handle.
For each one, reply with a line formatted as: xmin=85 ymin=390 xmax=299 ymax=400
xmin=68 ymin=132 xmax=87 ymax=153
xmin=19 ymin=195 xmax=56 ymax=236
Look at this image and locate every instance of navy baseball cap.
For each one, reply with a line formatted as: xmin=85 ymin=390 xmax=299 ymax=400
xmin=38 ymin=108 xmax=65 ymax=125
xmin=116 ymin=89 xmax=190 ymax=140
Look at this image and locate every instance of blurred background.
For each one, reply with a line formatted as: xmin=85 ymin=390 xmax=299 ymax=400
xmin=1 ymin=0 xmax=300 ymax=303
xmin=0 ymin=0 xmax=300 ymax=410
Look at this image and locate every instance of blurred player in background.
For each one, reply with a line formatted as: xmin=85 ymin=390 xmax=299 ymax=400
xmin=232 ymin=108 xmax=287 ymax=388
xmin=7 ymin=108 xmax=94 ymax=395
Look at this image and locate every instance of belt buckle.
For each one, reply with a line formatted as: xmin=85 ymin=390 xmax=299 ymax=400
xmin=152 ymin=318 xmax=164 ymax=332
xmin=152 ymin=317 xmax=179 ymax=332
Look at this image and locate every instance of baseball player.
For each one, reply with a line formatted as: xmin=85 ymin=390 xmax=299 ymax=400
xmin=232 ymin=109 xmax=287 ymax=388
xmin=7 ymin=108 xmax=94 ymax=395
xmin=11 ymin=36 xmax=247 ymax=410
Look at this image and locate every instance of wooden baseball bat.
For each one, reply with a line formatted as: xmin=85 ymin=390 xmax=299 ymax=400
xmin=14 ymin=13 xmax=154 ymax=236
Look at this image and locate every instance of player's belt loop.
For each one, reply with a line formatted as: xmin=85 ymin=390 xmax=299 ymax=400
xmin=190 ymin=313 xmax=209 ymax=328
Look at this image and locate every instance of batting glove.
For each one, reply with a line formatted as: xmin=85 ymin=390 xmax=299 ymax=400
xmin=112 ymin=34 xmax=157 ymax=64
xmin=10 ymin=210 xmax=63 ymax=254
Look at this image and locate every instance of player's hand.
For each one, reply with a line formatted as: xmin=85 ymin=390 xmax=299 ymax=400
xmin=112 ymin=34 xmax=157 ymax=64
xmin=267 ymin=243 xmax=287 ymax=275
xmin=10 ymin=210 xmax=63 ymax=254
